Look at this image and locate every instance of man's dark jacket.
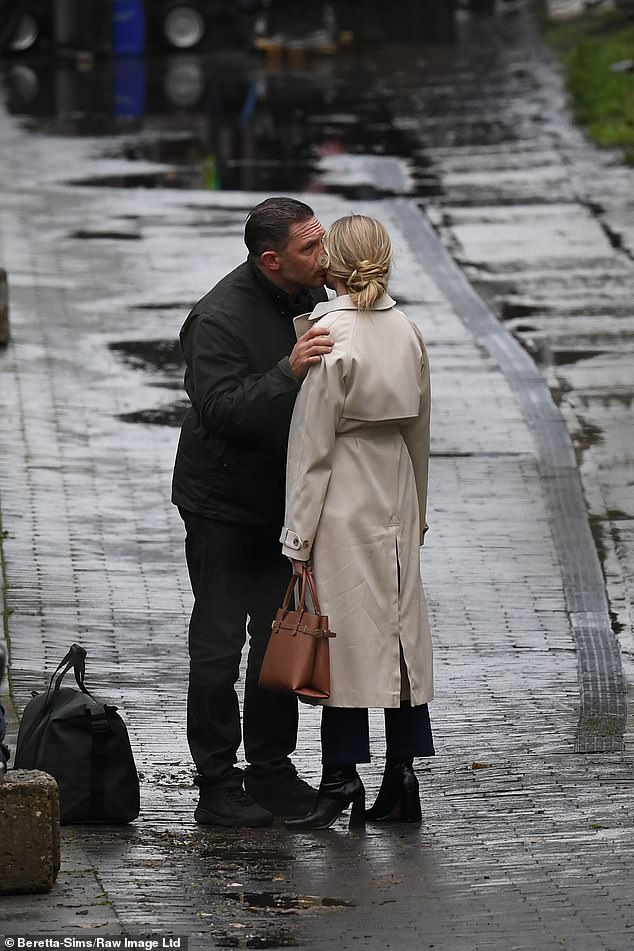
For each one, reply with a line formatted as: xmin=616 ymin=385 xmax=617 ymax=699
xmin=172 ymin=258 xmax=327 ymax=535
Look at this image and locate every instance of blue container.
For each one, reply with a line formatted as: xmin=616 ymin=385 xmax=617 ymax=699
xmin=112 ymin=0 xmax=145 ymax=56
xmin=114 ymin=58 xmax=146 ymax=119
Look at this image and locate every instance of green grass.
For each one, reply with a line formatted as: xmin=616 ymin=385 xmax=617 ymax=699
xmin=541 ymin=7 xmax=634 ymax=164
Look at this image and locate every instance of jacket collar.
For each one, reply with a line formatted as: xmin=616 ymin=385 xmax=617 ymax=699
xmin=247 ymin=256 xmax=323 ymax=319
xmin=293 ymin=292 xmax=396 ymax=338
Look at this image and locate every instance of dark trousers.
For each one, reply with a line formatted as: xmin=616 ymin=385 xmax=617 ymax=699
xmin=181 ymin=511 xmax=298 ymax=786
xmin=321 ymin=703 xmax=435 ymax=766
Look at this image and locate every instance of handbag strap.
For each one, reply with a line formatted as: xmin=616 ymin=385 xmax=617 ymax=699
xmin=302 ymin=565 xmax=323 ymax=615
xmin=278 ymin=564 xmax=323 ymax=616
xmin=280 ymin=570 xmax=308 ymax=615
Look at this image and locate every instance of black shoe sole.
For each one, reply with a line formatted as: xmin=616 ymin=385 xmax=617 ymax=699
xmin=194 ymin=806 xmax=274 ymax=828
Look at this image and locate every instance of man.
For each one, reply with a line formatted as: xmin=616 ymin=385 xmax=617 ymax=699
xmin=172 ymin=197 xmax=334 ymax=827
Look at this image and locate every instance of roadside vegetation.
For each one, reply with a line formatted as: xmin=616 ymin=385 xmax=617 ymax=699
xmin=537 ymin=3 xmax=634 ymax=163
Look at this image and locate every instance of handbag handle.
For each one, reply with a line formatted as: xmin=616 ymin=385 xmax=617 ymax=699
xmin=279 ymin=569 xmax=308 ymax=616
xmin=303 ymin=565 xmax=323 ymax=615
xmin=280 ymin=564 xmax=322 ymax=616
xmin=43 ymin=643 xmax=93 ymax=709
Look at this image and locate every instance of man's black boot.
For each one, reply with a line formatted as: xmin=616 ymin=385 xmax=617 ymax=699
xmin=244 ymin=770 xmax=317 ymax=817
xmin=194 ymin=775 xmax=274 ymax=828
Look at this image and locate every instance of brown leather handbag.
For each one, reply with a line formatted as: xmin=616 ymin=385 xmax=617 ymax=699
xmin=259 ymin=564 xmax=335 ymax=701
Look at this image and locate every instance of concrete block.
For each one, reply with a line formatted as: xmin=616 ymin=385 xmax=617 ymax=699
xmin=0 ymin=769 xmax=60 ymax=894
xmin=0 ymin=268 xmax=8 ymax=346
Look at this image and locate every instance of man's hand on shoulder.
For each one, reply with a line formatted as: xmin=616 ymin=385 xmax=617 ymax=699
xmin=289 ymin=326 xmax=334 ymax=381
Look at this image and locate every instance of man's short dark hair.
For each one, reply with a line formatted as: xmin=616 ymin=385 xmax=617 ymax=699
xmin=244 ymin=197 xmax=315 ymax=257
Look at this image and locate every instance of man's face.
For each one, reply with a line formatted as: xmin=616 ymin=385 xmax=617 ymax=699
xmin=274 ymin=217 xmax=327 ymax=294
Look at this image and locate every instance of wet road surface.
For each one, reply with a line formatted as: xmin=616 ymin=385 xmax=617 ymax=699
xmin=1 ymin=1 xmax=633 ymax=947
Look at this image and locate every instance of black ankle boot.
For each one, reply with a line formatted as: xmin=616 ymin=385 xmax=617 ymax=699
xmin=285 ymin=765 xmax=365 ymax=831
xmin=365 ymin=759 xmax=422 ymax=822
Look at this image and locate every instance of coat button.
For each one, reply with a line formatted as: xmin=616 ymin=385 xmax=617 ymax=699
xmin=292 ymin=538 xmax=299 ymax=547
xmin=302 ymin=541 xmax=310 ymax=548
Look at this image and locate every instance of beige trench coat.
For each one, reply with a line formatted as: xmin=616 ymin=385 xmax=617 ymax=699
xmin=280 ymin=293 xmax=433 ymax=708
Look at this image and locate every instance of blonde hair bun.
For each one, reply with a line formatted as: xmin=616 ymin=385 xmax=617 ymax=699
xmin=325 ymin=216 xmax=392 ymax=311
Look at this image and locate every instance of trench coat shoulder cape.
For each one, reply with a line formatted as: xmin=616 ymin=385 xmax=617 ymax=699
xmin=280 ymin=293 xmax=433 ymax=709
xmin=171 ymin=258 xmax=327 ymax=532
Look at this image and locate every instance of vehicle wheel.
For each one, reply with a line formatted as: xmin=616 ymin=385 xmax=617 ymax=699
xmin=8 ymin=12 xmax=38 ymax=52
xmin=162 ymin=4 xmax=206 ymax=50
xmin=6 ymin=63 xmax=39 ymax=108
xmin=164 ymin=59 xmax=205 ymax=107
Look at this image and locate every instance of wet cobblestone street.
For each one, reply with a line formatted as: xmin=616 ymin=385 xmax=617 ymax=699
xmin=1 ymin=2 xmax=633 ymax=947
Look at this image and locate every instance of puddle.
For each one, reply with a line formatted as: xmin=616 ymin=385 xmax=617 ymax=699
xmin=117 ymin=402 xmax=188 ymax=426
xmin=106 ymin=339 xmax=185 ymax=427
xmin=134 ymin=301 xmax=192 ymax=310
xmin=109 ymin=338 xmax=184 ymax=379
xmin=200 ymin=847 xmax=295 ymax=863
xmin=71 ymin=229 xmax=141 ymax=240
xmin=552 ymin=348 xmax=606 ymax=366
xmin=109 ymin=338 xmax=187 ymax=426
xmin=68 ymin=130 xmax=436 ymax=199
xmin=209 ymin=891 xmax=354 ymax=949
xmin=1 ymin=39 xmax=446 ymax=198
xmin=213 ymin=931 xmax=298 ymax=950
xmin=227 ymin=891 xmax=355 ymax=910
xmin=0 ymin=2 xmax=553 ymax=205
xmin=501 ymin=300 xmax=540 ymax=321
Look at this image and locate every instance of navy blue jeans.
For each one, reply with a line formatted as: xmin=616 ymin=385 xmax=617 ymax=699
xmin=181 ymin=511 xmax=298 ymax=786
xmin=321 ymin=703 xmax=435 ymax=766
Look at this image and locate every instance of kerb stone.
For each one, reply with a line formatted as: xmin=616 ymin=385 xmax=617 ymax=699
xmin=0 ymin=768 xmax=60 ymax=894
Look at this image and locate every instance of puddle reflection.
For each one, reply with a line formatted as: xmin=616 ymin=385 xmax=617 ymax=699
xmin=109 ymin=338 xmax=184 ymax=380
xmin=0 ymin=1 xmax=459 ymax=196
xmin=109 ymin=339 xmax=187 ymax=426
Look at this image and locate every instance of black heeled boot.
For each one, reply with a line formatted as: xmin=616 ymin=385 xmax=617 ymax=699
xmin=365 ymin=759 xmax=422 ymax=822
xmin=285 ymin=765 xmax=365 ymax=831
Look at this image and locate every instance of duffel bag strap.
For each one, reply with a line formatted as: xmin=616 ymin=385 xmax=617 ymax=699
xmin=16 ymin=644 xmax=97 ymax=770
xmin=44 ymin=643 xmax=93 ymax=709
xmin=88 ymin=707 xmax=109 ymax=820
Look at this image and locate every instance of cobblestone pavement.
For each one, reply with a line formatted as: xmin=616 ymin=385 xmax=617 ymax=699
xmin=408 ymin=1 xmax=634 ymax=711
xmin=1 ymin=7 xmax=633 ymax=947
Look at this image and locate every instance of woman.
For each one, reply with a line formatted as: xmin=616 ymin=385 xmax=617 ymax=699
xmin=280 ymin=215 xmax=434 ymax=831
